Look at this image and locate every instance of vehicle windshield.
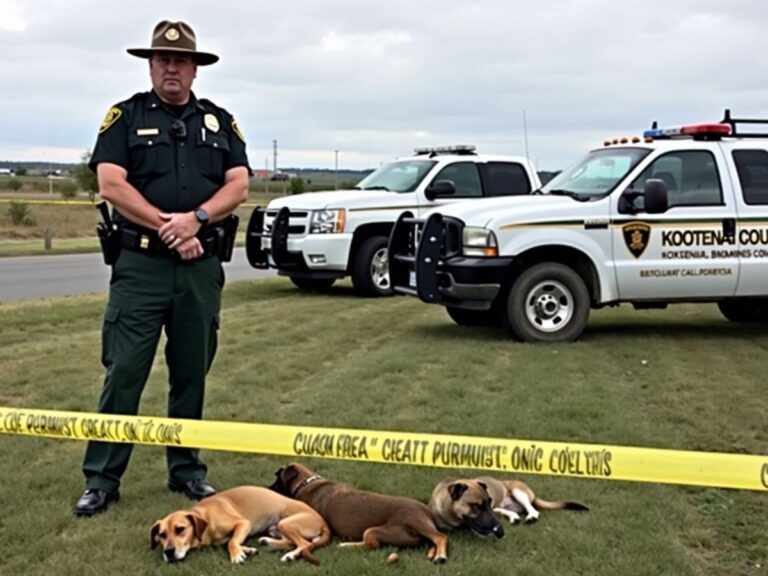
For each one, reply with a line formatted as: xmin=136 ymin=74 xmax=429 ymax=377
xmin=541 ymin=148 xmax=651 ymax=199
xmin=354 ymin=160 xmax=436 ymax=193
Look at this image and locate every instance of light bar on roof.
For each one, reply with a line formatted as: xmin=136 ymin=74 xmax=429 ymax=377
xmin=643 ymin=123 xmax=731 ymax=139
xmin=413 ymin=145 xmax=477 ymax=154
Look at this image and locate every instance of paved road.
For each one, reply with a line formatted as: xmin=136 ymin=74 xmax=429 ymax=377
xmin=0 ymin=248 xmax=275 ymax=302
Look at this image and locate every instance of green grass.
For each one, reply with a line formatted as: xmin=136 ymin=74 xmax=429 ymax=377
xmin=0 ymin=280 xmax=766 ymax=575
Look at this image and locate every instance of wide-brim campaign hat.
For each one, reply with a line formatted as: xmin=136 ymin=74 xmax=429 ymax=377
xmin=127 ymin=20 xmax=219 ymax=66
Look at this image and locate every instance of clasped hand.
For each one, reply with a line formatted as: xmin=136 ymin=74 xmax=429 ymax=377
xmin=158 ymin=212 xmax=204 ymax=260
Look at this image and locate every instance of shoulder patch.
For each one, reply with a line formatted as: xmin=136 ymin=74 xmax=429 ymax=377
xmin=232 ymin=119 xmax=246 ymax=142
xmin=99 ymin=106 xmax=123 ymax=134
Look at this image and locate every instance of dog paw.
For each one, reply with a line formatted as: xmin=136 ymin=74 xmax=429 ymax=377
xmin=258 ymin=537 xmax=272 ymax=547
xmin=525 ymin=512 xmax=540 ymax=524
xmin=230 ymin=547 xmax=258 ymax=564
xmin=432 ymin=555 xmax=448 ymax=565
xmin=280 ymin=550 xmax=300 ymax=563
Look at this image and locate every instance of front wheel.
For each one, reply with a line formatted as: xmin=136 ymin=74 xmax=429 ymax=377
xmin=718 ymin=299 xmax=768 ymax=323
xmin=351 ymin=236 xmax=392 ymax=297
xmin=505 ymin=263 xmax=590 ymax=342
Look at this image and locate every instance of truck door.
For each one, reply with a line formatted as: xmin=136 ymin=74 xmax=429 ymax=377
xmin=612 ymin=149 xmax=740 ymax=300
xmin=419 ymin=161 xmax=483 ymax=217
xmin=728 ymin=146 xmax=768 ymax=296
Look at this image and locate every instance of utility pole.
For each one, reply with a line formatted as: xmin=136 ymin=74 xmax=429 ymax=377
xmin=273 ymin=140 xmax=278 ymax=175
xmin=334 ymin=149 xmax=339 ymax=190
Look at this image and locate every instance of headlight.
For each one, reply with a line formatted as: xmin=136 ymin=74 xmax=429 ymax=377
xmin=462 ymin=227 xmax=498 ymax=257
xmin=310 ymin=209 xmax=346 ymax=234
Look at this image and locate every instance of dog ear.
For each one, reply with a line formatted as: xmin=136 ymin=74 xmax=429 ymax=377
xmin=448 ymin=482 xmax=468 ymax=501
xmin=187 ymin=513 xmax=208 ymax=541
xmin=150 ymin=521 xmax=162 ymax=549
xmin=281 ymin=464 xmax=299 ymax=485
xmin=478 ymin=481 xmax=489 ymax=493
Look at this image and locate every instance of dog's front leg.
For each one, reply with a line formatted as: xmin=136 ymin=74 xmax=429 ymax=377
xmin=227 ymin=520 xmax=258 ymax=564
xmin=494 ymin=507 xmax=521 ymax=524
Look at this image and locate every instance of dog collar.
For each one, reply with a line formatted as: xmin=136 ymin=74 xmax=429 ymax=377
xmin=292 ymin=474 xmax=322 ymax=498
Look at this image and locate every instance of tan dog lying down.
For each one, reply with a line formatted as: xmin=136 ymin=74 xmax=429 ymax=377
xmin=270 ymin=462 xmax=450 ymax=563
xmin=430 ymin=476 xmax=588 ymax=534
xmin=150 ymin=486 xmax=331 ymax=564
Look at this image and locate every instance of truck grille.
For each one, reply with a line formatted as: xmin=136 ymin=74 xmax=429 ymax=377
xmin=263 ymin=210 xmax=309 ymax=236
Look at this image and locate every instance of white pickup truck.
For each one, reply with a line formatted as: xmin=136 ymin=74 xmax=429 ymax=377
xmin=246 ymin=146 xmax=540 ymax=296
xmin=389 ymin=111 xmax=768 ymax=341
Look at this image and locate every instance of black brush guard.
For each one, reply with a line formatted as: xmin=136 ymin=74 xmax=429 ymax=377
xmin=245 ymin=206 xmax=293 ymax=269
xmin=388 ymin=211 xmax=462 ymax=303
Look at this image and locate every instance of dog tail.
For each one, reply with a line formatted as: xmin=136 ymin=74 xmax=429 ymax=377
xmin=300 ymin=525 xmax=332 ymax=565
xmin=534 ymin=498 xmax=589 ymax=512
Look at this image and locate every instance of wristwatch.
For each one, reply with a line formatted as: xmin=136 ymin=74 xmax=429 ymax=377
xmin=194 ymin=207 xmax=210 ymax=227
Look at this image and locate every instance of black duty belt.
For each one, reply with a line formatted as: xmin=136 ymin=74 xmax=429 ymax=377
xmin=118 ymin=225 xmax=220 ymax=260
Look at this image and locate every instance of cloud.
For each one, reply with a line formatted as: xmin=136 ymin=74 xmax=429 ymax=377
xmin=0 ymin=0 xmax=767 ymax=170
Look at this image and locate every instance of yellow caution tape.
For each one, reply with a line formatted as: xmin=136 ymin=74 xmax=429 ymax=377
xmin=1 ymin=406 xmax=766 ymax=491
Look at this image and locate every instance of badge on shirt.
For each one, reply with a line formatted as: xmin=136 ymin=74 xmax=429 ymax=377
xmin=99 ymin=107 xmax=123 ymax=134
xmin=232 ymin=118 xmax=246 ymax=142
xmin=204 ymin=114 xmax=220 ymax=133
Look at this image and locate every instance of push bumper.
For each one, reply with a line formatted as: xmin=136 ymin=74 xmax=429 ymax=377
xmin=389 ymin=212 xmax=513 ymax=309
xmin=246 ymin=206 xmax=350 ymax=278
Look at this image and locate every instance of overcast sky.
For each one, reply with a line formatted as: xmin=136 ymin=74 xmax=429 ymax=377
xmin=1 ymin=0 xmax=767 ymax=171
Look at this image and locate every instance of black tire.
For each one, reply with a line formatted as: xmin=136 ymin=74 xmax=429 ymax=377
xmin=505 ymin=263 xmax=590 ymax=342
xmin=289 ymin=277 xmax=335 ymax=291
xmin=351 ymin=235 xmax=392 ymax=297
xmin=717 ymin=299 xmax=768 ymax=323
xmin=446 ymin=306 xmax=503 ymax=327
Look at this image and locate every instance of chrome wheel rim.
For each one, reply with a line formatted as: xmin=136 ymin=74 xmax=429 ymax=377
xmin=524 ymin=280 xmax=574 ymax=333
xmin=371 ymin=247 xmax=390 ymax=290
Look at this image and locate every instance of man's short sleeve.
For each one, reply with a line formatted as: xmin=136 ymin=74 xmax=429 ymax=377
xmin=225 ymin=114 xmax=250 ymax=172
xmin=89 ymin=104 xmax=130 ymax=173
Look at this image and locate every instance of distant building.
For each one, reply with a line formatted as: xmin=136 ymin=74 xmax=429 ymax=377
xmin=0 ymin=168 xmax=14 ymax=177
xmin=251 ymin=169 xmax=291 ymax=181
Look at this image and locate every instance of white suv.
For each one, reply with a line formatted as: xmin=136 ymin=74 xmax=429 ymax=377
xmin=389 ymin=111 xmax=768 ymax=341
xmin=246 ymin=146 xmax=540 ymax=296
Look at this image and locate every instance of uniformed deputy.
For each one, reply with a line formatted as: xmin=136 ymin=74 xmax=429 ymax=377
xmin=75 ymin=20 xmax=250 ymax=516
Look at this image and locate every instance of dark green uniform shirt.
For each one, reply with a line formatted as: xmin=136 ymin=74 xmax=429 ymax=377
xmin=90 ymin=90 xmax=249 ymax=223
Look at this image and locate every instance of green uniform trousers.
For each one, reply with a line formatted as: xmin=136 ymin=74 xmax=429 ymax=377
xmin=82 ymin=250 xmax=223 ymax=494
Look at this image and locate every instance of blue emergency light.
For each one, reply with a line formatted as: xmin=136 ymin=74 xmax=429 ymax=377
xmin=643 ymin=123 xmax=731 ymax=140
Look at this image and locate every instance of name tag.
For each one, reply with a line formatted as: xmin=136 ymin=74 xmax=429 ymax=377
xmin=136 ymin=128 xmax=160 ymax=136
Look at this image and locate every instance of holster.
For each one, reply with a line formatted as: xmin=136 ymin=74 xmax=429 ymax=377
xmin=96 ymin=223 xmax=121 ymax=265
xmin=217 ymin=214 xmax=239 ymax=262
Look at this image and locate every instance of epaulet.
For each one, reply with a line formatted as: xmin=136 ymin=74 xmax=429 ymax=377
xmin=197 ymin=97 xmax=217 ymax=110
xmin=198 ymin=98 xmax=229 ymax=117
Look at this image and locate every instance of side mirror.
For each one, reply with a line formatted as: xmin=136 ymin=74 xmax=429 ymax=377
xmin=644 ymin=178 xmax=668 ymax=214
xmin=425 ymin=179 xmax=456 ymax=201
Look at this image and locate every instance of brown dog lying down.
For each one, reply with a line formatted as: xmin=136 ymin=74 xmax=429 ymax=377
xmin=430 ymin=476 xmax=588 ymax=535
xmin=270 ymin=462 xmax=450 ymax=564
xmin=150 ymin=486 xmax=331 ymax=565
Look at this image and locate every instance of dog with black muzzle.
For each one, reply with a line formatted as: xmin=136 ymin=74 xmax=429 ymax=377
xmin=430 ymin=476 xmax=588 ymax=535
